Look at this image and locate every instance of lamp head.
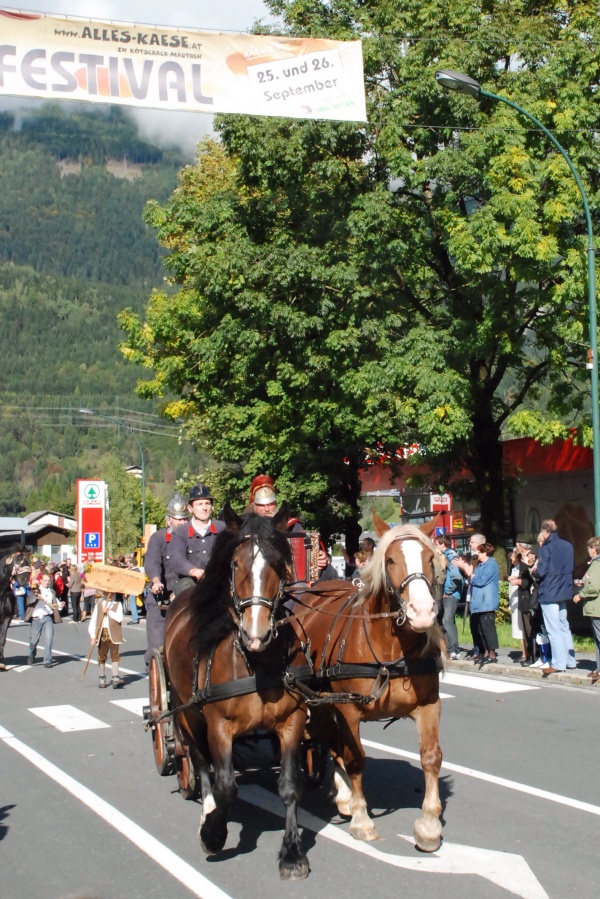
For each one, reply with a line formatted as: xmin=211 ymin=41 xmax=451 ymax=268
xmin=435 ymin=70 xmax=481 ymax=98
xmin=79 ymin=408 xmax=95 ymax=415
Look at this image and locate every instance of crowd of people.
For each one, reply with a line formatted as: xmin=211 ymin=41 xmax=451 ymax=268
xmin=435 ymin=519 xmax=600 ymax=681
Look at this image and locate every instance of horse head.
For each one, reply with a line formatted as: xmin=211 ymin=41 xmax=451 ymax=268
xmin=366 ymin=515 xmax=440 ymax=632
xmin=2 ymin=546 xmax=31 ymax=587
xmin=224 ymin=503 xmax=292 ymax=652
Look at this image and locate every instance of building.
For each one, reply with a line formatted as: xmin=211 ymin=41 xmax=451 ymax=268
xmin=0 ymin=511 xmax=76 ymax=561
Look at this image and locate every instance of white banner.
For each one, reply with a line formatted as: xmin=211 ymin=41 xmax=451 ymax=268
xmin=0 ymin=8 xmax=367 ymax=121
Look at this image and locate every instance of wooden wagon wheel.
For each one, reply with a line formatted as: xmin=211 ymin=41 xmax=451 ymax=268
xmin=173 ymin=723 xmax=200 ymax=801
xmin=146 ymin=648 xmax=176 ymax=776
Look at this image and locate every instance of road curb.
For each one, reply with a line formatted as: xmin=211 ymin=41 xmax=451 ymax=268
xmin=447 ymin=657 xmax=600 ymax=688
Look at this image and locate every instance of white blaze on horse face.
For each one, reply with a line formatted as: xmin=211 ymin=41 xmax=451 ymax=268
xmin=244 ymin=547 xmax=269 ymax=651
xmin=399 ymin=539 xmax=436 ymax=631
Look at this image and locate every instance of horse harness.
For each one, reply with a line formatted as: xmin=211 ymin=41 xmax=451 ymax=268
xmin=156 ymin=535 xmax=441 ymax=723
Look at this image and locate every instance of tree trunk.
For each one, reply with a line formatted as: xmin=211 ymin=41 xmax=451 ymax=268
xmin=467 ymin=404 xmax=506 ymax=548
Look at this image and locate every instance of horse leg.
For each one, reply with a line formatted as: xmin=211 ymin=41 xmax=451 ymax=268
xmin=332 ymin=706 xmax=378 ymax=842
xmin=198 ymin=722 xmax=236 ymax=855
xmin=410 ymin=700 xmax=443 ymax=852
xmin=276 ymin=710 xmax=309 ymax=880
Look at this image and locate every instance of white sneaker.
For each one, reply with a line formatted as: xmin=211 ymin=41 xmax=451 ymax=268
xmin=450 ymin=652 xmax=460 ymax=660
xmin=530 ymin=658 xmax=544 ymax=668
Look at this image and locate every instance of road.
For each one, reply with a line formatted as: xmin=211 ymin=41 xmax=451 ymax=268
xmin=1 ymin=618 xmax=598 ymax=899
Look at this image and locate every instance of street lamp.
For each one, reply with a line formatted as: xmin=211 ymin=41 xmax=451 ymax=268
xmin=79 ymin=408 xmax=146 ymax=540
xmin=435 ymin=70 xmax=600 ymax=533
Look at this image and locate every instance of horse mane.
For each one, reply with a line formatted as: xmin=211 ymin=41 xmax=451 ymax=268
xmin=355 ymin=524 xmax=445 ymax=660
xmin=187 ymin=513 xmax=292 ymax=661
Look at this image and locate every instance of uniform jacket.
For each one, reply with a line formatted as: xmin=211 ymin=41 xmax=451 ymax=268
xmin=144 ymin=526 xmax=183 ymax=594
xmin=536 ymin=531 xmax=574 ymax=604
xmin=470 ymin=557 xmax=500 ymax=613
xmin=169 ymin=520 xmax=226 ymax=577
xmin=576 ymin=555 xmax=600 ymax=618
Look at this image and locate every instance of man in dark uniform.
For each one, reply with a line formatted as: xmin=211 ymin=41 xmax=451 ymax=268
xmin=143 ymin=493 xmax=188 ymax=668
xmin=169 ymin=484 xmax=226 ymax=596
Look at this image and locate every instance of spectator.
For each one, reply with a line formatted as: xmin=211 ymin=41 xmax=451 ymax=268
xmin=81 ymin=565 xmax=97 ymax=622
xmin=455 ymin=532 xmax=486 ymax=658
xmin=468 ymin=542 xmax=500 ymax=665
xmin=435 ymin=534 xmax=464 ymax=660
xmin=317 ymin=550 xmax=339 ymax=582
xmin=573 ymin=537 xmax=600 ymax=684
xmin=68 ymin=562 xmax=83 ymax=623
xmin=535 ymin=519 xmax=576 ymax=675
xmin=508 ymin=550 xmax=534 ymax=664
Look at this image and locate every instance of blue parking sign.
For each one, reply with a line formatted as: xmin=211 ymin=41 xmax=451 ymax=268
xmin=84 ymin=532 xmax=100 ymax=549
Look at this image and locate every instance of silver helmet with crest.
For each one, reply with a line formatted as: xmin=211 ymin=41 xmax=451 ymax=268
xmin=166 ymin=493 xmax=188 ymax=520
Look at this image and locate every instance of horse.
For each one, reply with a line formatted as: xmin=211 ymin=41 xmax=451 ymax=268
xmin=287 ymin=514 xmax=445 ymax=852
xmin=162 ymin=504 xmax=311 ymax=880
xmin=0 ymin=546 xmax=31 ymax=671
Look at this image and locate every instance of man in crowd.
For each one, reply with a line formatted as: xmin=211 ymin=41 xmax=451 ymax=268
xmin=435 ymin=534 xmax=464 ymax=660
xmin=169 ymin=485 xmax=226 ymax=596
xmin=535 ymin=519 xmax=576 ymax=674
xmin=143 ymin=492 xmax=189 ymax=668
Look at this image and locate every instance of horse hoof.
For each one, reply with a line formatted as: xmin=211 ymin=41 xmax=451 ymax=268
xmin=0 ymin=663 xmax=6 ymax=671
xmin=279 ymin=857 xmax=310 ymax=880
xmin=414 ymin=815 xmax=442 ymax=853
xmin=350 ymin=825 xmax=378 ymax=842
xmin=199 ymin=824 xmax=227 ymax=856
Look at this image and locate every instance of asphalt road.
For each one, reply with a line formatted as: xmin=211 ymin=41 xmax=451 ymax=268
xmin=1 ymin=617 xmax=598 ymax=899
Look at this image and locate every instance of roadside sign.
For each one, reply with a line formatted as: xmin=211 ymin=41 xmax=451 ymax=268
xmin=77 ymin=480 xmax=106 ymax=565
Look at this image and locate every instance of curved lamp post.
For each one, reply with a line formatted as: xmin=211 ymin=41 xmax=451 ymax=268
xmin=79 ymin=408 xmax=146 ymax=540
xmin=436 ymin=70 xmax=600 ymax=533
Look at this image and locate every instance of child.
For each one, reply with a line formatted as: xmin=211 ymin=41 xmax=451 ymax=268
xmin=88 ymin=591 xmax=125 ymax=689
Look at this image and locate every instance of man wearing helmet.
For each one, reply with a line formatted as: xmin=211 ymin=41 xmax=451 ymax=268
xmin=143 ymin=492 xmax=188 ymax=667
xmin=249 ymin=475 xmax=329 ymax=580
xmin=169 ymin=484 xmax=226 ymax=596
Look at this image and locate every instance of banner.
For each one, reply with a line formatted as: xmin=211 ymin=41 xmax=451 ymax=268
xmin=0 ymin=9 xmax=367 ymax=122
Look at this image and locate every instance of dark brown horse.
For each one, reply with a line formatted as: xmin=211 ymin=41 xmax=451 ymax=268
xmin=162 ymin=505 xmax=310 ymax=880
xmin=0 ymin=547 xmax=31 ymax=671
xmin=289 ymin=516 xmax=445 ymax=851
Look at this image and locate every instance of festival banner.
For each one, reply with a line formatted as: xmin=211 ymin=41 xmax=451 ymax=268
xmin=0 ymin=8 xmax=367 ymax=121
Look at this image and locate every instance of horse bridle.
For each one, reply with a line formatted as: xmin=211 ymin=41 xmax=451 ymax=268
xmin=230 ymin=536 xmax=285 ymax=644
xmin=385 ymin=536 xmax=434 ymax=626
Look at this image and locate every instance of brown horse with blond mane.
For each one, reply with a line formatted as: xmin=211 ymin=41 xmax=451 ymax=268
xmin=288 ymin=514 xmax=445 ymax=851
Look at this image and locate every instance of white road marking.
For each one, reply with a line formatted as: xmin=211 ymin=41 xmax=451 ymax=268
xmin=362 ymin=739 xmax=600 ymax=816
xmin=441 ymin=671 xmax=539 ymax=693
xmin=439 ymin=692 xmax=454 ymax=700
xmin=239 ymin=784 xmax=548 ymax=899
xmin=111 ymin=697 xmax=147 ymax=716
xmin=0 ymin=728 xmax=233 ymax=899
xmin=7 ymin=638 xmax=143 ymax=676
xmin=29 ymin=704 xmax=110 ymax=732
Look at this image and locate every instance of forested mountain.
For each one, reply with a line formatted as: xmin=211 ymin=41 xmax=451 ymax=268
xmin=0 ymin=104 xmax=204 ymax=517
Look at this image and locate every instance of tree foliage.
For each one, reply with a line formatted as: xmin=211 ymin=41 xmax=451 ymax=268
xmin=122 ymin=0 xmax=600 ymax=543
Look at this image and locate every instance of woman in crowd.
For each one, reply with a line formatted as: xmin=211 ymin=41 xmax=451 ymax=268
xmin=469 ymin=542 xmax=500 ymax=665
xmin=573 ymin=536 xmax=600 ymax=684
xmin=508 ymin=549 xmax=534 ymax=664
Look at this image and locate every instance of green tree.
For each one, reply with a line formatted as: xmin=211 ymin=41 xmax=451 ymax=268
xmin=121 ymin=1 xmax=600 ymax=545
xmin=100 ymin=455 xmax=166 ymax=557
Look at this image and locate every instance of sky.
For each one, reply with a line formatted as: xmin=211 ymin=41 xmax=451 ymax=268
xmin=0 ymin=1 xmax=277 ymax=154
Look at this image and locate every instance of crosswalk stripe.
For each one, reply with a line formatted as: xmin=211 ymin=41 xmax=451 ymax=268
xmin=441 ymin=671 xmax=539 ymax=693
xmin=6 ymin=638 xmax=146 ymax=678
xmin=29 ymin=704 xmax=110 ymax=732
xmin=110 ymin=697 xmax=147 ymax=716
